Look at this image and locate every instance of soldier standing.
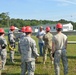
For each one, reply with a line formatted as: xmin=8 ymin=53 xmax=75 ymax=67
xmin=43 ymin=26 xmax=53 ymax=64
xmin=52 ymin=23 xmax=68 ymax=75
xmin=8 ymin=26 xmax=16 ymax=63
xmin=0 ymin=28 xmax=7 ymax=70
xmin=18 ymin=26 xmax=26 ymax=54
xmin=20 ymin=26 xmax=26 ymax=39
xmin=19 ymin=26 xmax=39 ymax=75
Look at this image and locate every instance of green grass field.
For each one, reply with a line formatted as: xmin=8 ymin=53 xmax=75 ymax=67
xmin=1 ymin=35 xmax=76 ymax=75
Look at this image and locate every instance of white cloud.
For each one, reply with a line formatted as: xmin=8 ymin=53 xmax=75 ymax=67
xmin=55 ymin=0 xmax=76 ymax=5
xmin=57 ymin=2 xmax=69 ymax=6
xmin=23 ymin=0 xmax=76 ymax=5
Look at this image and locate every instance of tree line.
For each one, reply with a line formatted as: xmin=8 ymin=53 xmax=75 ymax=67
xmin=0 ymin=12 xmax=76 ymax=29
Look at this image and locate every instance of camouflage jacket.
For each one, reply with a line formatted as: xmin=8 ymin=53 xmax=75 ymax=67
xmin=43 ymin=32 xmax=53 ymax=49
xmin=19 ymin=36 xmax=39 ymax=62
xmin=0 ymin=36 xmax=7 ymax=50
xmin=8 ymin=30 xmax=15 ymax=44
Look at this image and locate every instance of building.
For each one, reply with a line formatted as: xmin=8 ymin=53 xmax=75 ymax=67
xmin=31 ymin=23 xmax=73 ymax=32
xmin=63 ymin=23 xmax=73 ymax=31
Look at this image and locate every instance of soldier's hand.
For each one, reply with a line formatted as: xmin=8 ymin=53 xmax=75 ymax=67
xmin=35 ymin=57 xmax=39 ymax=62
xmin=37 ymin=54 xmax=39 ymax=57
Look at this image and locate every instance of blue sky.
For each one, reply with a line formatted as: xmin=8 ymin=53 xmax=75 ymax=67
xmin=0 ymin=0 xmax=76 ymax=22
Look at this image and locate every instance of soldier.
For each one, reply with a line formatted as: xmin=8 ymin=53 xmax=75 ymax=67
xmin=36 ymin=26 xmax=45 ymax=56
xmin=43 ymin=26 xmax=53 ymax=64
xmin=18 ymin=26 xmax=26 ymax=54
xmin=52 ymin=23 xmax=68 ymax=75
xmin=0 ymin=28 xmax=7 ymax=70
xmin=19 ymin=26 xmax=39 ymax=75
xmin=20 ymin=26 xmax=26 ymax=39
xmin=8 ymin=25 xmax=16 ymax=63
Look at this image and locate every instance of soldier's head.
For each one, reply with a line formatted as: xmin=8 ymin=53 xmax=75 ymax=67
xmin=0 ymin=28 xmax=5 ymax=36
xmin=56 ymin=23 xmax=63 ymax=32
xmin=21 ymin=26 xmax=26 ymax=33
xmin=46 ymin=26 xmax=50 ymax=32
xmin=10 ymin=25 xmax=15 ymax=31
xmin=25 ymin=26 xmax=33 ymax=35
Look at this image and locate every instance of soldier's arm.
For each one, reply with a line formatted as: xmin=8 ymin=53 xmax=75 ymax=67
xmin=10 ymin=34 xmax=15 ymax=43
xmin=65 ymin=38 xmax=67 ymax=49
xmin=52 ymin=42 xmax=55 ymax=52
xmin=43 ymin=35 xmax=45 ymax=41
xmin=64 ymin=35 xmax=67 ymax=49
xmin=43 ymin=34 xmax=48 ymax=41
xmin=52 ymin=36 xmax=55 ymax=54
xmin=18 ymin=41 xmax=21 ymax=54
xmin=31 ymin=40 xmax=39 ymax=58
xmin=1 ymin=38 xmax=7 ymax=49
xmin=3 ymin=38 xmax=7 ymax=45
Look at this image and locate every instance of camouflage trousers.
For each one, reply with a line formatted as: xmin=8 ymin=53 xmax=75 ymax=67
xmin=20 ymin=60 xmax=35 ymax=75
xmin=0 ymin=50 xmax=7 ymax=70
xmin=54 ymin=49 xmax=68 ymax=75
xmin=9 ymin=50 xmax=15 ymax=63
xmin=43 ymin=46 xmax=52 ymax=64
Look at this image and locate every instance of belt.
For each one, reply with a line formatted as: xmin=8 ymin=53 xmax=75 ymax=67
xmin=56 ymin=48 xmax=66 ymax=50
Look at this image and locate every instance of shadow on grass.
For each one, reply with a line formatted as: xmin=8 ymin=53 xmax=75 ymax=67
xmin=67 ymin=56 xmax=76 ymax=59
xmin=7 ymin=51 xmax=20 ymax=56
xmin=35 ymin=74 xmax=48 ymax=75
xmin=2 ymin=73 xmax=48 ymax=75
xmin=15 ymin=58 xmax=21 ymax=62
xmin=6 ymin=57 xmax=21 ymax=63
xmin=36 ymin=61 xmax=42 ymax=64
xmin=2 ymin=73 xmax=20 ymax=75
xmin=1 ymin=73 xmax=7 ymax=75
xmin=15 ymin=51 xmax=21 ymax=56
xmin=6 ymin=59 xmax=20 ymax=66
xmin=6 ymin=61 xmax=20 ymax=66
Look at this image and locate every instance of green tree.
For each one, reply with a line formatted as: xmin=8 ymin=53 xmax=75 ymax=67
xmin=0 ymin=12 xmax=10 ymax=27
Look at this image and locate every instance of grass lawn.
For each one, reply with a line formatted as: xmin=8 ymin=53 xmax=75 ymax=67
xmin=1 ymin=35 xmax=76 ymax=75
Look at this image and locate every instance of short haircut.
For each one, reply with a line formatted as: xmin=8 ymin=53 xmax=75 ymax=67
xmin=0 ymin=33 xmax=4 ymax=36
xmin=56 ymin=28 xmax=62 ymax=31
xmin=25 ymin=32 xmax=31 ymax=35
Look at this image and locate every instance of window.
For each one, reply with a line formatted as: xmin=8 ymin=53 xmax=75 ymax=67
xmin=53 ymin=26 xmax=55 ymax=29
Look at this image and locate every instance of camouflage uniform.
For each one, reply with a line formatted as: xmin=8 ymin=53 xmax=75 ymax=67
xmin=8 ymin=30 xmax=16 ymax=63
xmin=18 ymin=33 xmax=26 ymax=54
xmin=43 ymin=32 xmax=53 ymax=64
xmin=0 ymin=36 xmax=7 ymax=70
xmin=20 ymin=33 xmax=26 ymax=38
xmin=52 ymin=33 xmax=68 ymax=75
xmin=19 ymin=36 xmax=39 ymax=75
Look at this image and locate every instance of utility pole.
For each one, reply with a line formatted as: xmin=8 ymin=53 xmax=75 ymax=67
xmin=7 ymin=17 xmax=10 ymax=27
xmin=6 ymin=12 xmax=9 ymax=27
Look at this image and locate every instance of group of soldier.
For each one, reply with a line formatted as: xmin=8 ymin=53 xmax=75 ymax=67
xmin=0 ymin=23 xmax=68 ymax=75
xmin=0 ymin=26 xmax=16 ymax=72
